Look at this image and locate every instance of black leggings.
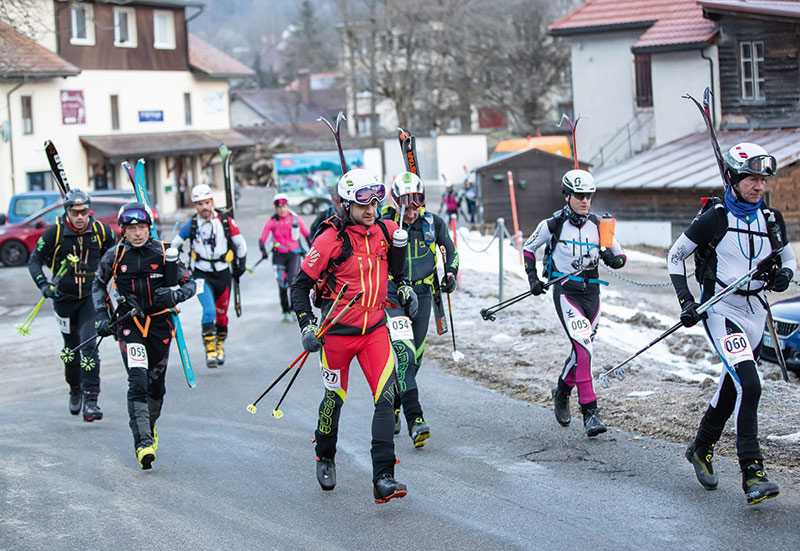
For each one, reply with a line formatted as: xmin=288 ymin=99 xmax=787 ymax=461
xmin=54 ymin=298 xmax=100 ymax=393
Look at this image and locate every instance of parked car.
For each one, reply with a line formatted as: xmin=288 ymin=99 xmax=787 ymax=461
xmin=0 ymin=197 xmax=128 ymax=267
xmin=759 ymin=295 xmax=800 ymax=377
xmin=1 ymin=190 xmax=62 ymax=225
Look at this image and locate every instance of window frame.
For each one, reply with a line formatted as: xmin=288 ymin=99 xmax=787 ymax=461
xmin=740 ymin=40 xmax=765 ymax=101
xmin=113 ymin=6 xmax=138 ymax=48
xmin=633 ymin=53 xmax=653 ymax=109
xmin=153 ymin=10 xmax=176 ymax=50
xmin=21 ymin=95 xmax=33 ymax=135
xmin=184 ymin=92 xmax=192 ymax=126
xmin=69 ymin=2 xmax=95 ymax=46
xmin=110 ymin=95 xmax=120 ymax=131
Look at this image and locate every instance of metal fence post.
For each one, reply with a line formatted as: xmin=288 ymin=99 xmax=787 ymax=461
xmin=497 ymin=217 xmax=504 ymax=303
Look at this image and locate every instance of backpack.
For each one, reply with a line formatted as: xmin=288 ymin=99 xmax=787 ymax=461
xmin=312 ymin=214 xmax=392 ymax=307
xmin=691 ymin=196 xmax=775 ymax=284
xmin=188 ymin=208 xmax=234 ymax=263
xmin=541 ymin=209 xmax=599 ymax=280
xmin=50 ymin=217 xmax=108 ymax=271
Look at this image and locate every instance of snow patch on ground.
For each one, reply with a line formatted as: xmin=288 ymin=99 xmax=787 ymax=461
xmin=766 ymin=432 xmax=800 ymax=444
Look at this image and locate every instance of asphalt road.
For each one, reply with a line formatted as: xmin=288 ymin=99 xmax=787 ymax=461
xmin=1 ymin=188 xmax=799 ymax=551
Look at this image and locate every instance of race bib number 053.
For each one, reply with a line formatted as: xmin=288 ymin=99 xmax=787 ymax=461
xmin=389 ymin=316 xmax=414 ymax=341
xmin=127 ymin=343 xmax=148 ymax=369
xmin=720 ymin=333 xmax=753 ymax=365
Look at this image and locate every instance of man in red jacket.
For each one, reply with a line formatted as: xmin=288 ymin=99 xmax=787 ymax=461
xmin=291 ymin=169 xmax=417 ymax=504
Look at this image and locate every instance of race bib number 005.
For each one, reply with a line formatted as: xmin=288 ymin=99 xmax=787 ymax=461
xmin=127 ymin=343 xmax=148 ymax=369
xmin=389 ymin=316 xmax=414 ymax=341
xmin=720 ymin=333 xmax=753 ymax=365
xmin=567 ymin=316 xmax=592 ymax=341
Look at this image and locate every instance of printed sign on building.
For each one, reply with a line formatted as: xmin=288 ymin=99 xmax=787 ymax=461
xmin=61 ymin=90 xmax=85 ymax=125
xmin=138 ymin=110 xmax=164 ymax=122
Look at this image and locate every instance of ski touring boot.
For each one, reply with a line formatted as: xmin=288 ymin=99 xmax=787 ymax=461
xmin=216 ymin=325 xmax=227 ymax=366
xmin=69 ymin=386 xmax=82 ymax=416
xmin=82 ymin=392 xmax=103 ymax=422
xmin=741 ymin=460 xmax=779 ymax=505
xmin=409 ymin=418 xmax=431 ymax=448
xmin=136 ymin=445 xmax=155 ymax=470
xmin=203 ymin=323 xmax=218 ymax=368
xmin=552 ymin=385 xmax=571 ymax=426
xmin=316 ymin=457 xmax=336 ymax=491
xmin=582 ymin=407 xmax=606 ymax=437
xmin=685 ymin=441 xmax=718 ymax=490
xmin=373 ymin=474 xmax=407 ymax=504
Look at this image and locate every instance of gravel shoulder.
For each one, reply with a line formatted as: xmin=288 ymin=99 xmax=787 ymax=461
xmin=425 ymin=250 xmax=800 ymax=484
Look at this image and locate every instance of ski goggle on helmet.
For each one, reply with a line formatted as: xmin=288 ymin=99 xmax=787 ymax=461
xmin=118 ymin=202 xmax=153 ymax=227
xmin=337 ymin=169 xmax=386 ymax=205
xmin=724 ymin=143 xmax=777 ymax=180
xmin=392 ymin=172 xmax=425 ymax=208
xmin=273 ymin=193 xmax=289 ymax=207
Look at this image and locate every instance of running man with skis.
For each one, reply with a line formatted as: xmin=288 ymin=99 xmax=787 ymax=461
xmin=28 ymin=189 xmax=116 ymax=421
xmin=94 ymin=202 xmax=196 ymax=470
xmin=667 ymin=142 xmax=795 ymax=505
xmin=258 ymin=193 xmax=310 ymax=321
xmin=522 ymin=170 xmax=626 ymax=436
xmin=171 ymin=184 xmax=247 ymax=368
xmin=290 ymin=169 xmax=416 ymax=503
xmin=382 ymin=171 xmax=458 ymax=448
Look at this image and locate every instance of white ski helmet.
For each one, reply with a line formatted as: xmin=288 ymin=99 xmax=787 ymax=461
xmin=391 ymin=172 xmax=425 ymax=207
xmin=273 ymin=193 xmax=289 ymax=206
xmin=191 ymin=183 xmax=214 ymax=203
xmin=561 ymin=169 xmax=596 ymax=196
xmin=337 ymin=169 xmax=386 ymax=205
xmin=723 ymin=142 xmax=777 ymax=185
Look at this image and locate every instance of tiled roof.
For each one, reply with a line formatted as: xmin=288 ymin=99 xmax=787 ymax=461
xmin=188 ymin=34 xmax=255 ymax=78
xmin=80 ymin=129 xmax=254 ymax=160
xmin=549 ymin=0 xmax=716 ymax=51
xmin=0 ymin=20 xmax=80 ymax=79
xmin=232 ymin=88 xmax=346 ymax=127
xmin=595 ymin=128 xmax=800 ymax=190
xmin=700 ymin=0 xmax=800 ymax=18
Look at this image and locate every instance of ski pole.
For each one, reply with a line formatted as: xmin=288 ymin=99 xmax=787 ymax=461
xmin=441 ymin=246 xmax=463 ymax=362
xmin=272 ymin=290 xmax=364 ymax=419
xmin=61 ymin=308 xmax=137 ymax=366
xmin=597 ymin=254 xmax=781 ymax=388
xmin=760 ymin=296 xmax=789 ymax=383
xmin=16 ymin=254 xmax=79 ymax=336
xmin=246 ymin=283 xmax=350 ymax=414
xmin=479 ymin=267 xmax=583 ymax=321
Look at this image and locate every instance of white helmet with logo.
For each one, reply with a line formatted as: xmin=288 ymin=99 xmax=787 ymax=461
xmin=391 ymin=172 xmax=424 ymax=206
xmin=561 ymin=169 xmax=596 ymax=196
xmin=337 ymin=169 xmax=386 ymax=205
xmin=191 ymin=184 xmax=214 ymax=203
xmin=723 ymin=142 xmax=777 ymax=185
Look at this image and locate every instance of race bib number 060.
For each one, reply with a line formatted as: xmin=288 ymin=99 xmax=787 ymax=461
xmin=127 ymin=343 xmax=148 ymax=369
xmin=389 ymin=316 xmax=414 ymax=341
xmin=720 ymin=333 xmax=753 ymax=365
xmin=567 ymin=316 xmax=592 ymax=341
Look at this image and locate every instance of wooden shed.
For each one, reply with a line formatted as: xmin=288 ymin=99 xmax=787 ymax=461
xmin=475 ymin=148 xmax=588 ymax=236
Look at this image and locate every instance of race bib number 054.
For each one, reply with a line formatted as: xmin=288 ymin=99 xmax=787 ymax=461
xmin=389 ymin=316 xmax=414 ymax=341
xmin=127 ymin=343 xmax=148 ymax=369
xmin=720 ymin=333 xmax=753 ymax=365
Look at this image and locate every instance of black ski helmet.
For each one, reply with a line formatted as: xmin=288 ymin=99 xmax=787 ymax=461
xmin=117 ymin=201 xmax=153 ymax=228
xmin=63 ymin=189 xmax=90 ymax=209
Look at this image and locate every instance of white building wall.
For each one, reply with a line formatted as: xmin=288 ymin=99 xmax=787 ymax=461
xmin=230 ymin=99 xmax=266 ymax=127
xmin=1 ymin=72 xmax=231 ymax=213
xmin=570 ymin=30 xmax=654 ymax=167
xmin=436 ymin=135 xmax=488 ymax=186
xmin=651 ymin=45 xmax=718 ymax=146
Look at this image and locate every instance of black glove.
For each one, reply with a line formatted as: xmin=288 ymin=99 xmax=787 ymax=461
xmin=442 ymin=272 xmax=457 ymax=294
xmin=398 ymin=285 xmax=419 ymax=317
xmin=768 ymin=267 xmax=792 ymax=292
xmin=154 ymin=287 xmax=178 ymax=310
xmin=233 ymin=257 xmax=247 ymax=278
xmin=39 ymin=282 xmax=56 ymax=299
xmin=301 ymin=323 xmax=323 ymax=353
xmin=95 ymin=313 xmax=113 ymax=338
xmin=601 ymin=248 xmax=625 ymax=269
xmin=680 ymin=300 xmax=706 ymax=328
xmin=258 ymin=241 xmax=269 ymax=259
xmin=529 ymin=279 xmax=546 ymax=296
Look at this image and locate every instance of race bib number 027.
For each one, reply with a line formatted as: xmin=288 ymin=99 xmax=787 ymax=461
xmin=127 ymin=343 xmax=148 ymax=369
xmin=720 ymin=333 xmax=753 ymax=365
xmin=320 ymin=365 xmax=341 ymax=391
xmin=389 ymin=316 xmax=414 ymax=341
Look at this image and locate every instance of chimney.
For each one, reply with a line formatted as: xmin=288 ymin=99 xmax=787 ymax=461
xmin=297 ymin=69 xmax=311 ymax=106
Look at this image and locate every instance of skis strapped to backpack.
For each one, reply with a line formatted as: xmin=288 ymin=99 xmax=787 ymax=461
xmin=219 ymin=143 xmax=241 ymax=317
xmin=44 ymin=140 xmax=71 ymax=197
xmin=123 ymin=159 xmax=196 ymax=388
xmin=398 ymin=126 xmax=448 ymax=334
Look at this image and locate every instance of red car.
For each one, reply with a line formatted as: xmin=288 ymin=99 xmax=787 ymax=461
xmin=0 ymin=197 xmax=130 ymax=267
